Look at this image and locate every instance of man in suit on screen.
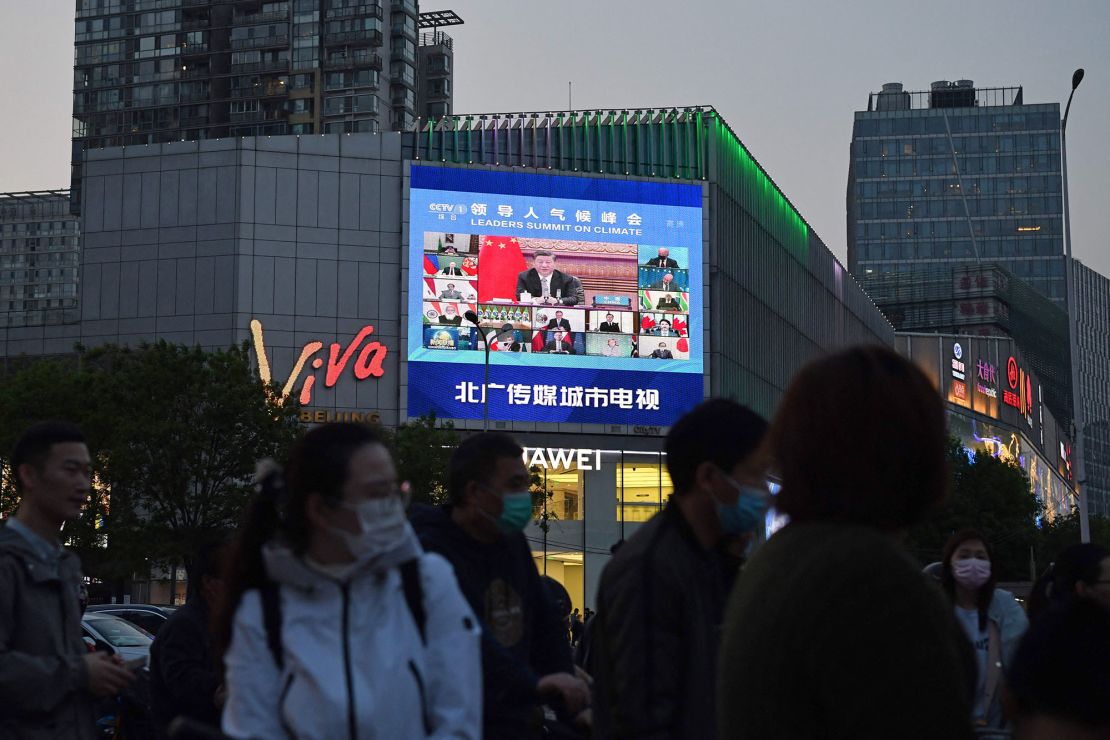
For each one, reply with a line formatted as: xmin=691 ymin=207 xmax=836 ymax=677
xmin=515 ymin=251 xmax=584 ymax=306
xmin=546 ymin=311 xmax=572 ymax=333
xmin=598 ymin=313 xmax=621 ymax=333
xmin=650 ymin=342 xmax=674 ymax=359
xmin=544 ymin=329 xmax=576 ymax=354
xmin=644 ymin=248 xmax=679 ymax=268
xmin=438 ymin=283 xmax=463 ymax=300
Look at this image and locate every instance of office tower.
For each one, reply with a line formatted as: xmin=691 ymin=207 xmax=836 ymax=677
xmin=1073 ymin=259 xmax=1110 ymax=516
xmin=0 ymin=191 xmax=81 ymax=330
xmin=72 ymin=0 xmax=459 ymax=211
xmin=848 ymin=80 xmax=1065 ymax=308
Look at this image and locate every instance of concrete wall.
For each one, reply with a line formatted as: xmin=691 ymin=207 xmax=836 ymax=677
xmin=78 ymin=134 xmax=407 ymax=425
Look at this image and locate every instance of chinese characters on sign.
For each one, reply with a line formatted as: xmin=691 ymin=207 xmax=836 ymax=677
xmin=454 ymin=381 xmax=660 ymax=411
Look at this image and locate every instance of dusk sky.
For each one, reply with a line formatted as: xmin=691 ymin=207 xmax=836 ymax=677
xmin=3 ymin=0 xmax=1108 ymax=276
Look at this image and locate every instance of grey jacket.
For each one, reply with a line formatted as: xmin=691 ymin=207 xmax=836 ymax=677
xmin=0 ymin=523 xmax=95 ymax=740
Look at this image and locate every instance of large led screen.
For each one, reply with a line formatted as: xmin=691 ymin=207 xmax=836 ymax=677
xmin=406 ymin=166 xmax=704 ymax=425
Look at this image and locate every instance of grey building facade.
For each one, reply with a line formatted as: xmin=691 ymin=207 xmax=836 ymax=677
xmin=848 ymin=81 xmax=1066 ymax=308
xmin=0 ymin=191 xmax=81 ymax=332
xmin=40 ymin=106 xmax=892 ymax=608
xmin=1074 ymin=259 xmax=1110 ymax=517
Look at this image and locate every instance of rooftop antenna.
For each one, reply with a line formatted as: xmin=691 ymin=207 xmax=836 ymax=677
xmin=569 ymin=82 xmax=573 ymax=111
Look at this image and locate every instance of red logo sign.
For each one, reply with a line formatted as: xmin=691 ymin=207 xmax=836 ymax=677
xmin=1007 ymin=356 xmax=1019 ymax=390
xmin=250 ymin=319 xmax=388 ymax=406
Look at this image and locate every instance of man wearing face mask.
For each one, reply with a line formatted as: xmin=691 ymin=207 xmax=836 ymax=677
xmin=590 ymin=399 xmax=768 ymax=740
xmin=409 ymin=432 xmax=588 ymax=740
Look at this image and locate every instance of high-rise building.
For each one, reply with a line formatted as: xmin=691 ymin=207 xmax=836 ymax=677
xmin=1073 ymin=259 xmax=1110 ymax=517
xmin=71 ymin=0 xmax=458 ymax=211
xmin=0 ymin=191 xmax=81 ymax=331
xmin=847 ymin=80 xmax=1065 ymax=308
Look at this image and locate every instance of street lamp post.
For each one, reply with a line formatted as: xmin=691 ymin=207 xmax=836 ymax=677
xmin=464 ymin=310 xmax=490 ymax=431
xmin=1062 ymin=68 xmax=1089 ymax=542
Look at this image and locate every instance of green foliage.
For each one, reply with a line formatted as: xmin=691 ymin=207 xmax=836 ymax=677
xmin=1036 ymin=512 xmax=1110 ymax=568
xmin=907 ymin=438 xmax=1043 ymax=580
xmin=0 ymin=341 xmax=302 ymax=582
xmin=382 ymin=413 xmax=458 ymax=506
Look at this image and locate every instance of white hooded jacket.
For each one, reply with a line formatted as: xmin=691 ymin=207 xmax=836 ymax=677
xmin=222 ymin=527 xmax=482 ymax=739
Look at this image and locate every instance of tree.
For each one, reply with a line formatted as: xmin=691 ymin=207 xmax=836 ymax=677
xmin=0 ymin=341 xmax=302 ymax=593
xmin=907 ymin=438 xmax=1042 ymax=580
xmin=384 ymin=413 xmax=458 ymax=506
xmin=1036 ymin=512 xmax=1110 ymax=571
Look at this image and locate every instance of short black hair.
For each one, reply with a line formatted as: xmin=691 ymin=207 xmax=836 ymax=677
xmin=533 ymin=250 xmax=555 ymax=259
xmin=11 ymin=421 xmax=87 ymax=492
xmin=447 ymin=432 xmax=523 ymax=504
xmin=664 ymin=399 xmax=767 ymax=495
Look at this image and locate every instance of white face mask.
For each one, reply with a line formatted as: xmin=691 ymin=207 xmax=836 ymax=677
xmin=330 ymin=495 xmax=408 ymax=560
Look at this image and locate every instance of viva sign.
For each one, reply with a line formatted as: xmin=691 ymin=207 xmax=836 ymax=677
xmin=250 ymin=319 xmax=388 ymax=405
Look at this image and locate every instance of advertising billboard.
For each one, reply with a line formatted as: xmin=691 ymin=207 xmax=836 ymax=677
xmin=406 ymin=166 xmax=704 ymax=425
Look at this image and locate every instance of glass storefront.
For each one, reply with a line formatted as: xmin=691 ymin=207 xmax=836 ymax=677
xmin=527 ymin=448 xmax=671 ymax=612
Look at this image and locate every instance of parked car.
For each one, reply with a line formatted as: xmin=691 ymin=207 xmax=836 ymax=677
xmin=86 ymin=603 xmax=177 ymax=636
xmin=82 ymin=612 xmax=153 ymax=666
xmin=81 ymin=613 xmax=155 ymax=738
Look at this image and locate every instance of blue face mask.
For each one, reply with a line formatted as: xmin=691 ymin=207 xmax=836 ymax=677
xmin=497 ymin=491 xmax=534 ymax=532
xmin=715 ymin=472 xmax=768 ymax=535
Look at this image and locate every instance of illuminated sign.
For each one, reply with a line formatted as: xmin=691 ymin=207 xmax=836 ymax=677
xmin=975 ymin=359 xmax=998 ymax=399
xmin=950 ymin=342 xmax=966 ymax=380
xmin=406 ymin=166 xmax=704 ymax=426
xmin=952 ymin=380 xmax=967 ymax=401
xmin=523 ymin=447 xmax=603 ymax=470
xmin=250 ymin=319 xmax=388 ymax=405
xmin=1002 ymin=355 xmax=1034 ymax=427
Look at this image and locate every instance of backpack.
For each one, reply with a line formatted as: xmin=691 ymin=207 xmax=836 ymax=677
xmin=258 ymin=558 xmax=426 ymax=669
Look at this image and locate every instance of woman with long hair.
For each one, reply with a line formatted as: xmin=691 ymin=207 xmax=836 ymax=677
xmin=940 ymin=530 xmax=1028 ymax=730
xmin=215 ymin=422 xmax=481 ymax=739
xmin=718 ymin=345 xmax=977 ymax=739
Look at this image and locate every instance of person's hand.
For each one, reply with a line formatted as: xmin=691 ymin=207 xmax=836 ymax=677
xmin=84 ymin=651 xmax=135 ymax=697
xmin=574 ymin=708 xmax=593 ymax=732
xmin=537 ymin=672 xmax=590 ymax=715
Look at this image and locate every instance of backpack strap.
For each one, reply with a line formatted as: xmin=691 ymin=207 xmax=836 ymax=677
xmin=259 ymin=581 xmax=284 ymax=669
xmin=400 ymin=558 xmax=426 ymax=645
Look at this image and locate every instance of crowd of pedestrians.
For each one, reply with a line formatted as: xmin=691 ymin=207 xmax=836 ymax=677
xmin=2 ymin=344 xmax=1109 ymax=739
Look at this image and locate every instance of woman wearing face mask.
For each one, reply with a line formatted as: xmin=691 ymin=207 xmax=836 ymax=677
xmin=215 ymin=423 xmax=482 ymax=739
xmin=941 ymin=530 xmax=1029 ymax=731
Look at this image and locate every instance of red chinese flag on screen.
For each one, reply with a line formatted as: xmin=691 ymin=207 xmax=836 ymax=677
xmin=477 ymin=235 xmax=527 ymax=302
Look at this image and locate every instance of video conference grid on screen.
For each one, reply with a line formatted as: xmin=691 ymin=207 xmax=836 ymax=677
xmin=421 ymin=232 xmax=692 ymax=360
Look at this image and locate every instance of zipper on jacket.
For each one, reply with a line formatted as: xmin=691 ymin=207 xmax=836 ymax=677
xmin=408 ymin=659 xmax=433 ymax=736
xmin=341 ymin=582 xmax=356 ymax=740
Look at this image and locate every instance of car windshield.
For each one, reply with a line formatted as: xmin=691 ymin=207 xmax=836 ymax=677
xmin=86 ymin=615 xmax=152 ymax=648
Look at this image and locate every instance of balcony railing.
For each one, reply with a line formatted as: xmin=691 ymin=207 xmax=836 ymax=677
xmin=230 ymin=59 xmax=289 ymax=73
xmin=323 ymin=30 xmax=383 ymax=46
xmin=324 ymin=52 xmax=381 ymax=69
xmin=231 ymin=34 xmax=290 ymax=50
xmin=326 ymin=4 xmax=383 ymax=19
xmin=182 ymin=19 xmax=209 ymax=31
xmin=235 ymin=10 xmax=291 ymax=25
xmin=180 ymin=42 xmax=209 ymax=55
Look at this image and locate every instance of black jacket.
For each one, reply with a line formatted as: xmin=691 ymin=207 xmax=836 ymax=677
xmin=514 ymin=269 xmax=584 ymax=305
xmin=645 ymin=257 xmax=679 ymax=268
xmin=409 ymin=505 xmax=573 ymax=740
xmin=591 ymin=501 xmax=739 ymax=740
xmin=148 ymin=599 xmax=220 ymax=739
xmin=597 ymin=322 xmax=621 ymax=333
